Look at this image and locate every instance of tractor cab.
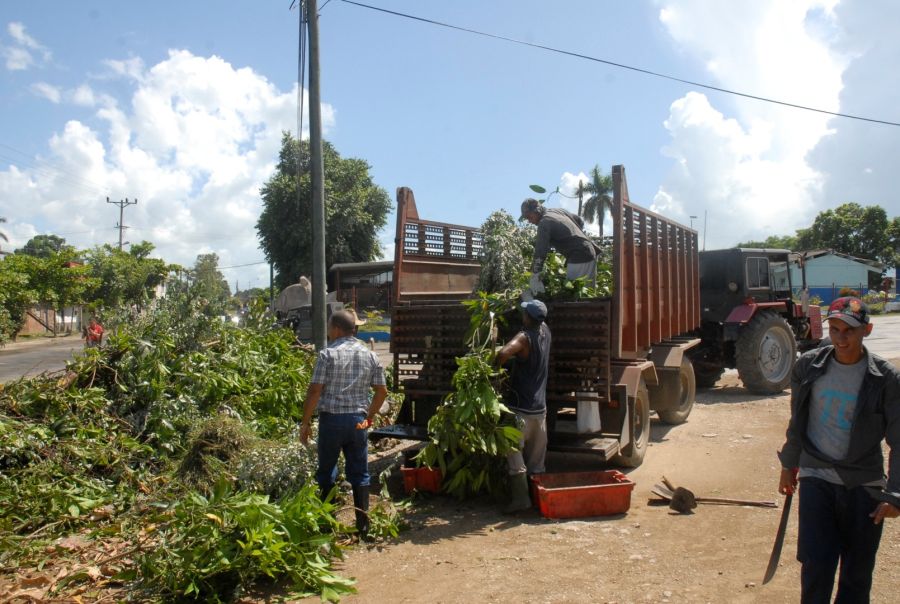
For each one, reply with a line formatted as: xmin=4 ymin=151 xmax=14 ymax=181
xmin=698 ymin=248 xmax=796 ymax=324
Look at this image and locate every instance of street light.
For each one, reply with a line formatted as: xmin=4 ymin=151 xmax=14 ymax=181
xmin=689 ymin=215 xmax=698 ymax=229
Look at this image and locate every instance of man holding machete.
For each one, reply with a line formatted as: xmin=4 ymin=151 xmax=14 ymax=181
xmin=777 ymin=296 xmax=900 ymax=602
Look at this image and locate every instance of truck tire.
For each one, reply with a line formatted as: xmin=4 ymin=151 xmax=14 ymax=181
xmin=694 ymin=365 xmax=724 ymax=389
xmin=657 ymin=357 xmax=696 ymax=425
xmin=613 ymin=380 xmax=650 ymax=468
xmin=735 ymin=311 xmax=796 ymax=394
xmin=688 ymin=344 xmax=725 ymax=389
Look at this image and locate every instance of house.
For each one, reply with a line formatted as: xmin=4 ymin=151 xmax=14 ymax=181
xmin=790 ymin=249 xmax=883 ymax=304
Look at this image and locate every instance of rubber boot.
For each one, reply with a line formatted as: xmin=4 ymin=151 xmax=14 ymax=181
xmin=318 ymin=483 xmax=335 ymax=502
xmin=503 ymin=473 xmax=532 ymax=514
xmin=352 ymin=485 xmax=370 ymax=540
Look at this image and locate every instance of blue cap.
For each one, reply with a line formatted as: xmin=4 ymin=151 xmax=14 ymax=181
xmin=521 ymin=299 xmax=548 ymax=321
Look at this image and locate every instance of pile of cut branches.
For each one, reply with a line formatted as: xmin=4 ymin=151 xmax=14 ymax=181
xmin=0 ymin=292 xmax=398 ymax=602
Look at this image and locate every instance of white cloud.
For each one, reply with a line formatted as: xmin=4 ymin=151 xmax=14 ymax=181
xmin=30 ymin=82 xmax=61 ymax=103
xmin=654 ymin=0 xmax=848 ymax=248
xmin=654 ymin=92 xmax=818 ymax=247
xmin=0 ymin=50 xmax=335 ymax=288
xmin=805 ymin=0 xmax=900 ymax=214
xmin=103 ymin=56 xmax=145 ymax=81
xmin=70 ymin=84 xmax=97 ymax=107
xmin=2 ymin=22 xmax=51 ymax=71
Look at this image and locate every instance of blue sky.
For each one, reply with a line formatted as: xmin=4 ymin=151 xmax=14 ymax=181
xmin=1 ymin=1 xmax=899 ymax=290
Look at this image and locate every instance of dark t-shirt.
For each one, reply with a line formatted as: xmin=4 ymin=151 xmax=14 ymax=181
xmin=507 ymin=322 xmax=551 ymax=415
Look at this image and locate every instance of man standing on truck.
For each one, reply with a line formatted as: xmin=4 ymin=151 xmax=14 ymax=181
xmin=520 ymin=198 xmax=597 ymax=295
xmin=497 ymin=299 xmax=551 ymax=513
xmin=300 ymin=310 xmax=388 ymax=540
xmin=521 ymin=198 xmax=601 ymax=433
xmin=777 ymin=296 xmax=900 ymax=602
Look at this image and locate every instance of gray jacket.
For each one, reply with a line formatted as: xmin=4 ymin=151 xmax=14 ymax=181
xmin=778 ymin=345 xmax=900 ymax=507
xmin=532 ymin=208 xmax=596 ymax=273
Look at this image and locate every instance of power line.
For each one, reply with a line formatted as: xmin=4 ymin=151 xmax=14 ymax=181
xmin=219 ymin=260 xmax=269 ymax=270
xmin=338 ymin=0 xmax=900 ymax=128
xmin=0 ymin=143 xmax=112 ymax=196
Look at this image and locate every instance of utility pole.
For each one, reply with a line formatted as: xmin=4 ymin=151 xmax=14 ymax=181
xmin=106 ymin=197 xmax=137 ymax=250
xmin=306 ymin=0 xmax=327 ymax=351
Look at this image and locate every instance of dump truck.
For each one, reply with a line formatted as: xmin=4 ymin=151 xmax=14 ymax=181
xmin=688 ymin=248 xmax=823 ymax=393
xmin=370 ymin=165 xmax=701 ymax=468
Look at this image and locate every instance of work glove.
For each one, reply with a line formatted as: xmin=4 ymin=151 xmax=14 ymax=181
xmin=529 ymin=273 xmax=545 ymax=295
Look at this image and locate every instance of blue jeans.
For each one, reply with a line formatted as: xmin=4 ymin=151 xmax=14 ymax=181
xmin=316 ymin=412 xmax=370 ymax=490
xmin=798 ymin=477 xmax=884 ymax=604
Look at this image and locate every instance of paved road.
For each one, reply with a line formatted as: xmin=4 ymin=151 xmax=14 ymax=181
xmin=859 ymin=313 xmax=900 ymax=360
xmin=0 ymin=335 xmax=83 ymax=383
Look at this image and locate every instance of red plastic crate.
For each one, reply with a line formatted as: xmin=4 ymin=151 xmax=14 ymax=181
xmin=401 ymin=465 xmax=443 ymax=494
xmin=530 ymin=470 xmax=635 ymax=519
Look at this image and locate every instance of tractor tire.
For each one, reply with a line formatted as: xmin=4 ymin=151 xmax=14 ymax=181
xmin=657 ymin=357 xmax=696 ymax=425
xmin=735 ymin=311 xmax=797 ymax=394
xmin=613 ymin=380 xmax=650 ymax=468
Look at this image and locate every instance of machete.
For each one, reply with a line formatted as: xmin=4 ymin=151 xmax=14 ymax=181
xmin=763 ymin=492 xmax=793 ymax=584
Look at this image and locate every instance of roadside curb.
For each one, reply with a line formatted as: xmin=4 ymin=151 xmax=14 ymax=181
xmin=0 ymin=334 xmax=82 ymax=355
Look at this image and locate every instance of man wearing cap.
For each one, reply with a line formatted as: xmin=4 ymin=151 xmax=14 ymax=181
xmin=300 ymin=310 xmax=388 ymax=540
xmin=520 ymin=198 xmax=597 ymax=295
xmin=777 ymin=296 xmax=900 ymax=602
xmin=497 ymin=299 xmax=551 ymax=513
xmin=346 ymin=307 xmax=367 ymax=337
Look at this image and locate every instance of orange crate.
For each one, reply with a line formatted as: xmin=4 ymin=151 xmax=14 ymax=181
xmin=401 ymin=465 xmax=443 ymax=494
xmin=530 ymin=470 xmax=635 ymax=519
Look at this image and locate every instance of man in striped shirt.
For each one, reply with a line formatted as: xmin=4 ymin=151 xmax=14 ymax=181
xmin=300 ymin=310 xmax=387 ymax=539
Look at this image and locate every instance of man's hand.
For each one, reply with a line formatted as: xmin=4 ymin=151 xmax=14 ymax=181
xmin=871 ymin=502 xmax=900 ymax=524
xmin=300 ymin=422 xmax=312 ymax=446
xmin=779 ymin=467 xmax=799 ymax=495
xmin=529 ymin=273 xmax=545 ymax=295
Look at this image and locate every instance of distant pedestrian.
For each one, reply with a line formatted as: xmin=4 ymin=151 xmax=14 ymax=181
xmin=346 ymin=308 xmax=367 ymax=337
xmin=778 ymin=296 xmax=900 ymax=602
xmin=84 ymin=317 xmax=104 ymax=348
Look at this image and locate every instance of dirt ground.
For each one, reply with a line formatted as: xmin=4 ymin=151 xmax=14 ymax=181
xmin=311 ymin=365 xmax=900 ymax=604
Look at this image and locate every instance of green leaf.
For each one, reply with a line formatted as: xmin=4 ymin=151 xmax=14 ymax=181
xmin=529 ymin=184 xmax=547 ymax=194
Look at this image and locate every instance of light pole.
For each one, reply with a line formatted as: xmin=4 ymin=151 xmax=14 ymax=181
xmin=689 ymin=215 xmax=698 ymax=229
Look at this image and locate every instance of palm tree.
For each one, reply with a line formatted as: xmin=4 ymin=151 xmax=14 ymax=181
xmin=581 ymin=165 xmax=613 ymax=238
xmin=0 ymin=217 xmax=8 ymax=253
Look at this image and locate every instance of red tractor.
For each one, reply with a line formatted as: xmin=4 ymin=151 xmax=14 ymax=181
xmin=688 ymin=248 xmax=823 ymax=394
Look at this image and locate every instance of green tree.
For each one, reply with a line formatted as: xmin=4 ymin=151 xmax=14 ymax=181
xmin=477 ymin=210 xmax=534 ymax=292
xmin=16 ymin=234 xmax=72 ymax=258
xmin=190 ymin=253 xmax=231 ymax=316
xmin=27 ymin=249 xmax=95 ymax=331
xmin=735 ymin=234 xmax=799 ymax=250
xmin=884 ymin=216 xmax=900 ymax=268
xmin=83 ymin=242 xmax=170 ymax=309
xmin=256 ymin=133 xmax=392 ymax=290
xmin=795 ymin=203 xmax=890 ymax=263
xmin=0 ymin=255 xmax=37 ymax=342
xmin=580 ymin=165 xmax=613 ymax=230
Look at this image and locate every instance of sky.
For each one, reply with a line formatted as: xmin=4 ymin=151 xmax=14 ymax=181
xmin=1 ymin=0 xmax=899 ymax=292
